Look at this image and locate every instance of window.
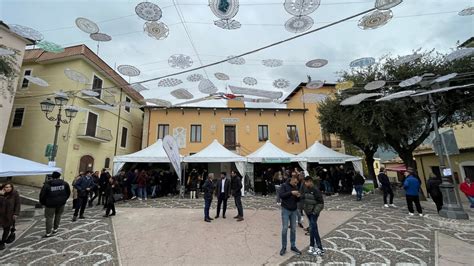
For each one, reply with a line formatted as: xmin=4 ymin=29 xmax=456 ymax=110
xmin=21 ymin=70 xmax=31 ymax=88
xmin=125 ymin=96 xmax=131 ymax=112
xmin=190 ymin=125 xmax=202 ymax=143
xmin=12 ymin=107 xmax=25 ymax=128
xmin=286 ymin=125 xmax=299 ymax=143
xmin=120 ymin=127 xmax=128 ymax=148
xmin=157 ymin=124 xmax=169 ymax=139
xmin=104 ymin=157 xmax=110 ymax=168
xmin=92 ymin=75 xmax=103 ymax=98
xmin=258 ymin=125 xmax=268 ymax=141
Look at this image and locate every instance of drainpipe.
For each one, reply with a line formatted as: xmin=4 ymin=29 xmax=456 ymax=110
xmin=114 ymin=88 xmax=123 ymax=156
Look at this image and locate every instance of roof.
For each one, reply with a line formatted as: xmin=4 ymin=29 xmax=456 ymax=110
xmin=297 ymin=141 xmax=360 ymax=164
xmin=247 ymin=140 xmax=306 ymax=163
xmin=144 ymin=105 xmax=307 ymax=111
xmin=0 ymin=20 xmax=35 ymax=45
xmin=459 ymin=37 xmax=474 ymax=48
xmin=283 ymin=82 xmax=336 ymax=102
xmin=23 ymin=44 xmax=143 ymax=102
xmin=183 ymin=139 xmax=246 ymax=162
xmin=113 ymin=139 xmax=182 ymax=163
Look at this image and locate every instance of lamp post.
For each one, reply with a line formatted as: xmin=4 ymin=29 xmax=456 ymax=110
xmin=40 ymin=92 xmax=78 ymax=164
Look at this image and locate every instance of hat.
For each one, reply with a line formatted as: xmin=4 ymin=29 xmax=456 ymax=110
xmin=304 ymin=176 xmax=313 ymax=181
xmin=52 ymin=171 xmax=61 ymax=179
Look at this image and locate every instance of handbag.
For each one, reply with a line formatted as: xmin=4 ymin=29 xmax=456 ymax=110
xmin=6 ymin=222 xmax=16 ymax=244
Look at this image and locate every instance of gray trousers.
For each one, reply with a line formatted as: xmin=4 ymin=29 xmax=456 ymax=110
xmin=44 ymin=205 xmax=65 ymax=234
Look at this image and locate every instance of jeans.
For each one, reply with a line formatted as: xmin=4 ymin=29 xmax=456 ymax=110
xmin=234 ymin=194 xmax=243 ymax=217
xmin=323 ymin=181 xmax=333 ymax=193
xmin=138 ymin=187 xmax=147 ymax=199
xmin=467 ymin=196 xmax=474 ymax=207
xmin=151 ymin=185 xmax=157 ymax=197
xmin=45 ymin=205 xmax=65 ymax=234
xmin=204 ymin=197 xmax=212 ymax=219
xmin=382 ymin=187 xmax=394 ymax=204
xmin=406 ymin=195 xmax=422 ymax=214
xmin=216 ymin=194 xmax=228 ymax=217
xmin=105 ymin=201 xmax=116 ymax=216
xmin=1 ymin=226 xmax=11 ymax=244
xmin=354 ymin=185 xmax=363 ymax=200
xmin=73 ymin=196 xmax=88 ymax=217
xmin=281 ymin=207 xmax=297 ymax=249
xmin=275 ymin=185 xmax=281 ymax=203
xmin=131 ymin=184 xmax=138 ymax=197
xmin=307 ymin=213 xmax=323 ymax=249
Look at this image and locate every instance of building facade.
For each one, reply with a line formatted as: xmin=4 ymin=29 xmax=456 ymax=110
xmin=0 ymin=21 xmax=34 ymax=151
xmin=4 ymin=45 xmax=143 ymax=186
xmin=142 ymin=84 xmax=342 ymax=157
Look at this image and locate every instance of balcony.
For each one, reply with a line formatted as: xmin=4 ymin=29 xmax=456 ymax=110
xmin=79 ymin=89 xmax=116 ymax=105
xmin=322 ymin=140 xmax=342 ymax=149
xmin=76 ymin=123 xmax=113 ymax=143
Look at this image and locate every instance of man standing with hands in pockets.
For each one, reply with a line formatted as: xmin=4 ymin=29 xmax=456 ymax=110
xmin=278 ymin=173 xmax=302 ymax=256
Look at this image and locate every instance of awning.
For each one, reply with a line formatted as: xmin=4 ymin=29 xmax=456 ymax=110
xmin=183 ymin=139 xmax=246 ymax=163
xmin=0 ymin=153 xmax=61 ymax=177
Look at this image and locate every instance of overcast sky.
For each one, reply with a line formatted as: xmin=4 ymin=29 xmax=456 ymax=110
xmin=2 ymin=0 xmax=473 ymax=107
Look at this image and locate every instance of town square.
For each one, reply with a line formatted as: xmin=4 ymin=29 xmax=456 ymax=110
xmin=0 ymin=0 xmax=473 ymax=265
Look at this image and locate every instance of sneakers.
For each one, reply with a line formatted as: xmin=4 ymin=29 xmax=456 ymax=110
xmin=131 ymin=196 xmax=137 ymax=200
xmin=138 ymin=198 xmax=142 ymax=201
xmin=291 ymin=247 xmax=302 ymax=255
xmin=419 ymin=213 xmax=424 ymax=217
xmin=52 ymin=229 xmax=58 ymax=234
xmin=279 ymin=248 xmax=286 ymax=256
xmin=308 ymin=246 xmax=316 ymax=255
xmin=389 ymin=204 xmax=397 ymax=208
xmin=72 ymin=216 xmax=77 ymax=222
xmin=384 ymin=204 xmax=389 ymax=208
xmin=44 ymin=233 xmax=53 ymax=238
xmin=408 ymin=212 xmax=414 ymax=216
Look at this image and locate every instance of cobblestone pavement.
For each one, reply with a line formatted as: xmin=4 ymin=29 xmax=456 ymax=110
xmin=3 ymin=184 xmax=473 ymax=265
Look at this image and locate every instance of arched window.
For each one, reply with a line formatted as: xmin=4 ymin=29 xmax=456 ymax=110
xmin=104 ymin=157 xmax=110 ymax=169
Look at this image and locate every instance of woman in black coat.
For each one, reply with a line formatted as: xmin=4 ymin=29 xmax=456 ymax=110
xmin=427 ymin=173 xmax=443 ymax=212
xmin=103 ymin=177 xmax=120 ymax=217
xmin=0 ymin=183 xmax=20 ymax=250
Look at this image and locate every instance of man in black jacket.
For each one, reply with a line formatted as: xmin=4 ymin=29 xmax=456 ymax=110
xmin=378 ymin=167 xmax=395 ymax=207
xmin=215 ymin=172 xmax=231 ymax=219
xmin=39 ymin=171 xmax=71 ymax=237
xmin=231 ymin=171 xmax=244 ymax=221
xmin=203 ymin=173 xmax=215 ymax=222
xmin=278 ymin=174 xmax=302 ymax=256
xmin=97 ymin=169 xmax=110 ymax=206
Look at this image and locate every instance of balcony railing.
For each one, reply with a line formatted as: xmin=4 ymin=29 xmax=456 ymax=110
xmin=76 ymin=123 xmax=113 ymax=143
xmin=79 ymin=89 xmax=116 ymax=105
xmin=322 ymin=140 xmax=342 ymax=149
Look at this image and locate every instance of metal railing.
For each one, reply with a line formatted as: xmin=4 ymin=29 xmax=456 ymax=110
xmin=77 ymin=123 xmax=113 ymax=142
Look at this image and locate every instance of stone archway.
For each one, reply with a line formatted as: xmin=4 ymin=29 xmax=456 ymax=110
xmin=79 ymin=155 xmax=94 ymax=173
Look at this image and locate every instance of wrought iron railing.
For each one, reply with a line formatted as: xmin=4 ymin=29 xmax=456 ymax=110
xmin=77 ymin=123 xmax=113 ymax=142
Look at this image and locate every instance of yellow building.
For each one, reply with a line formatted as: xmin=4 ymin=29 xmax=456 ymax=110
xmin=414 ymin=125 xmax=474 ymax=200
xmin=4 ymin=45 xmax=143 ymax=186
xmin=142 ymin=83 xmax=342 ymax=156
xmin=0 ymin=21 xmax=34 ymax=151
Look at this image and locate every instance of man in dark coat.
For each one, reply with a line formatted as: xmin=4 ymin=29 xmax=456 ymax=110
xmin=302 ymin=176 xmax=325 ymax=256
xmin=98 ymin=169 xmax=110 ymax=206
xmin=353 ymin=171 xmax=365 ymax=201
xmin=39 ymin=171 xmax=71 ymax=237
xmin=278 ymin=174 xmax=302 ymax=256
xmin=72 ymin=171 xmax=95 ymax=221
xmin=231 ymin=171 xmax=244 ymax=221
xmin=203 ymin=173 xmax=215 ymax=222
xmin=215 ymin=172 xmax=231 ymax=219
xmin=378 ymin=167 xmax=395 ymax=207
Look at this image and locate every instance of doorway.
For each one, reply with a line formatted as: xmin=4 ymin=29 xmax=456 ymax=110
xmin=79 ymin=155 xmax=94 ymax=173
xmin=224 ymin=125 xmax=236 ymax=150
xmin=86 ymin=112 xmax=98 ymax=137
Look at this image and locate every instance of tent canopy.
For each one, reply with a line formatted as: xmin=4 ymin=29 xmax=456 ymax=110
xmin=113 ymin=139 xmax=183 ymax=163
xmin=247 ymin=140 xmax=306 ymax=163
xmin=298 ymin=141 xmax=360 ymax=164
xmin=0 ymin=153 xmax=61 ymax=177
xmin=184 ymin=139 xmax=246 ymax=163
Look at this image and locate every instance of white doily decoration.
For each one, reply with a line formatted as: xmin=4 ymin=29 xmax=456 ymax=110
xmin=432 ymin=73 xmax=457 ymax=83
xmin=394 ymin=53 xmax=422 ymax=66
xmin=214 ymin=72 xmax=230 ymax=80
xmin=198 ymin=79 xmax=218 ymax=94
xmin=214 ymin=19 xmax=241 ymax=30
xmin=0 ymin=48 xmax=15 ymax=56
xmin=157 ymin=78 xmax=183 ymax=87
xmin=243 ymin=77 xmax=257 ymax=86
xmin=9 ymin=24 xmax=43 ymax=41
xmin=375 ymin=0 xmax=403 ymax=10
xmin=358 ymin=10 xmax=393 ymax=30
xmin=376 ymin=90 xmax=416 ymax=101
xmin=135 ymin=2 xmax=162 ymax=21
xmin=144 ymin=21 xmax=169 ymax=40
xmin=301 ymin=93 xmax=327 ymax=103
xmin=131 ymin=83 xmax=149 ymax=92
xmin=306 ymin=59 xmax=328 ymax=68
xmin=187 ymin=73 xmax=203 ymax=82
xmin=24 ymin=76 xmax=49 ymax=87
xmin=341 ymin=93 xmax=382 ymax=106
xmin=90 ymin=33 xmax=112 ymax=42
xmin=262 ymin=59 xmax=283 ymax=67
xmin=350 ymin=57 xmax=376 ymax=68
xmin=364 ymin=80 xmax=386 ymax=90
xmin=209 ymin=0 xmax=240 ymax=20
xmin=284 ymin=0 xmax=321 ymax=16
xmin=306 ymin=80 xmax=324 ymax=89
xmin=273 ymin=78 xmax=290 ymax=89
xmin=285 ymin=16 xmax=314 ymax=33
xmin=171 ymin=88 xmax=194 ymax=100
xmin=117 ymin=65 xmax=141 ymax=77
xmin=64 ymin=68 xmax=89 ymax=84
xmin=81 ymin=89 xmax=100 ymax=97
xmin=446 ymin=48 xmax=474 ymax=62
xmin=75 ymin=17 xmax=99 ymax=34
xmin=399 ymin=76 xmax=422 ymax=87
xmin=227 ymin=55 xmax=246 ymax=65
xmin=146 ymin=98 xmax=172 ymax=107
xmin=229 ymin=85 xmax=283 ymax=99
xmin=168 ymin=54 xmax=193 ymax=69
xmin=459 ymin=7 xmax=474 ymax=16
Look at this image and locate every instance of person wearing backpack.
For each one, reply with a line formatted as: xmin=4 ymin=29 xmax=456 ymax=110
xmin=39 ymin=171 xmax=71 ymax=237
xmin=302 ymin=176 xmax=325 ymax=256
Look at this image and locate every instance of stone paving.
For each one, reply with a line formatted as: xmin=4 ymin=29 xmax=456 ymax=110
xmin=2 ymin=184 xmax=473 ymax=265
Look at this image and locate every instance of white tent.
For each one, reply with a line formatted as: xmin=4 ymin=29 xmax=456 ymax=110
xmin=246 ymin=140 xmax=306 ymax=163
xmin=0 ymin=153 xmax=61 ymax=177
xmin=113 ymin=139 xmax=183 ymax=174
xmin=183 ymin=139 xmax=246 ymax=163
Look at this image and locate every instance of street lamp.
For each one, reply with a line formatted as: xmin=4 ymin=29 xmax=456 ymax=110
xmin=40 ymin=92 xmax=78 ymax=164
